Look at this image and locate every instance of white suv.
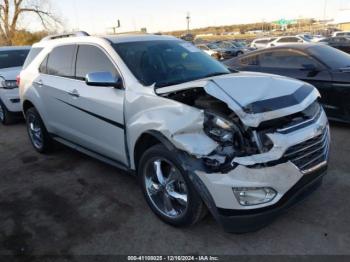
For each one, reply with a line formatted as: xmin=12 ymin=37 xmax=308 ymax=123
xmin=19 ymin=32 xmax=330 ymax=233
xmin=0 ymin=46 xmax=30 ymax=124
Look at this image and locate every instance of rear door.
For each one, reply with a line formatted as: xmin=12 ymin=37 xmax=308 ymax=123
xmin=37 ymin=45 xmax=78 ymax=136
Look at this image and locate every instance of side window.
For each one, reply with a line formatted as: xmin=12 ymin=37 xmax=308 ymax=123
xmin=240 ymin=54 xmax=259 ymax=66
xmin=46 ymin=45 xmax=76 ymax=77
xmin=39 ymin=55 xmax=48 ymax=74
xmin=259 ymin=51 xmax=317 ymax=69
xmin=75 ymin=45 xmax=118 ymax=80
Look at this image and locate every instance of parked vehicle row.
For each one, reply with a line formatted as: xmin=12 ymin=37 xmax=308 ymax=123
xmin=197 ymin=40 xmax=253 ymax=60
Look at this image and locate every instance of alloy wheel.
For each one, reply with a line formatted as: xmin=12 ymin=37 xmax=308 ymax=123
xmin=144 ymin=158 xmax=189 ymax=218
xmin=28 ymin=114 xmax=43 ymax=149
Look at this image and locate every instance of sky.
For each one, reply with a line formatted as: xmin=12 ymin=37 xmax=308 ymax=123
xmin=31 ymin=0 xmax=350 ymax=34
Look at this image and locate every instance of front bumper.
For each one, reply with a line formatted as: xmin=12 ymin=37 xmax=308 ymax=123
xmin=188 ymin=109 xmax=329 ymax=233
xmin=217 ymin=166 xmax=326 ymax=233
xmin=0 ymin=88 xmax=21 ymax=112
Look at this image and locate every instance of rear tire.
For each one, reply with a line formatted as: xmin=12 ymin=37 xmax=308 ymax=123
xmin=25 ymin=107 xmax=53 ymax=153
xmin=138 ymin=144 xmax=207 ymax=227
xmin=0 ymin=100 xmax=15 ymax=125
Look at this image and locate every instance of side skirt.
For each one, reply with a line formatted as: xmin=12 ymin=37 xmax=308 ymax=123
xmin=51 ymin=134 xmax=134 ymax=174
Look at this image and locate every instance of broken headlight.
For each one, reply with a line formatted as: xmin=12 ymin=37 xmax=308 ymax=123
xmin=204 ymin=112 xmax=234 ymax=144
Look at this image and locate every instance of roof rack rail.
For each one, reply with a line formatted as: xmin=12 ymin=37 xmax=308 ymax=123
xmin=41 ymin=31 xmax=90 ymax=42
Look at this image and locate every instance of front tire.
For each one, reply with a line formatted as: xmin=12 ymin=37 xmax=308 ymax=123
xmin=0 ymin=100 xmax=15 ymax=125
xmin=25 ymin=107 xmax=53 ymax=153
xmin=138 ymin=144 xmax=207 ymax=227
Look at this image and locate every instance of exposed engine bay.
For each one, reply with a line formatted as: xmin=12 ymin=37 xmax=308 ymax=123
xmin=161 ymin=87 xmax=273 ymax=172
xmin=161 ymin=86 xmax=322 ymax=173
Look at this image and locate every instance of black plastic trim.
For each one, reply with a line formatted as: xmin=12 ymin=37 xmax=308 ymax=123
xmin=55 ymin=98 xmax=125 ymax=129
xmin=243 ymin=84 xmax=314 ymax=114
xmin=50 ymin=133 xmax=129 ymax=171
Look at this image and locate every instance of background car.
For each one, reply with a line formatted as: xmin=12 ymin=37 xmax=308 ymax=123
xmin=196 ymin=44 xmax=222 ymax=60
xmin=250 ymin=37 xmax=276 ymax=49
xmin=319 ymin=36 xmax=350 ymax=54
xmin=332 ymin=31 xmax=350 ymax=37
xmin=0 ymin=46 xmax=30 ymax=125
xmin=230 ymin=40 xmax=256 ymax=52
xmin=209 ymin=41 xmax=245 ymax=59
xmin=266 ymin=36 xmax=310 ymax=47
xmin=224 ymin=44 xmax=350 ymax=123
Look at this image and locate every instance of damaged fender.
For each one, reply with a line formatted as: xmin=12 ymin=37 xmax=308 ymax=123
xmin=125 ymin=88 xmax=219 ymax=169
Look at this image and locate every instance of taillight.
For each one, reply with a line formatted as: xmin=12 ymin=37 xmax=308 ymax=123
xmin=16 ymin=75 xmax=20 ymax=86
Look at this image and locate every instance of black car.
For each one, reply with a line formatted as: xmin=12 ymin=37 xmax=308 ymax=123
xmin=319 ymin=37 xmax=350 ymax=54
xmin=224 ymin=44 xmax=350 ymax=123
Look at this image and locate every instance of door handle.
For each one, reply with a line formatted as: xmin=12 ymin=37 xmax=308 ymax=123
xmin=67 ymin=89 xmax=80 ymax=98
xmin=34 ymin=80 xmax=43 ymax=86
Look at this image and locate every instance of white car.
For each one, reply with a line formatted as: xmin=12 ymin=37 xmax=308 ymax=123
xmin=266 ymin=36 xmax=309 ymax=48
xmin=0 ymin=46 xmax=30 ymax=124
xmin=250 ymin=37 xmax=277 ymax=49
xmin=19 ymin=32 xmax=330 ymax=233
xmin=332 ymin=31 xmax=350 ymax=37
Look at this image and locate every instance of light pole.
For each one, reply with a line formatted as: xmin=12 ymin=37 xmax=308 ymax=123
xmin=323 ymin=0 xmax=328 ymax=30
xmin=186 ymin=12 xmax=191 ymax=34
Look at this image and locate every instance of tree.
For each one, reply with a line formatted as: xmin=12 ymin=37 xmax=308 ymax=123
xmin=0 ymin=0 xmax=59 ymax=45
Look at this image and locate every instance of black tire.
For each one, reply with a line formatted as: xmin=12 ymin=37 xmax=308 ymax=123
xmin=25 ymin=107 xmax=53 ymax=153
xmin=0 ymin=100 xmax=15 ymax=125
xmin=236 ymin=51 xmax=243 ymax=56
xmin=138 ymin=144 xmax=207 ymax=227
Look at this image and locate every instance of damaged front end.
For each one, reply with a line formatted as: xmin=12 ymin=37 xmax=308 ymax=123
xmin=154 ymin=73 xmax=330 ymax=232
xmin=156 ymin=73 xmax=326 ymax=175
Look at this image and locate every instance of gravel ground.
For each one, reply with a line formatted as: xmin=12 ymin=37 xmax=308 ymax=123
xmin=0 ymin=121 xmax=349 ymax=256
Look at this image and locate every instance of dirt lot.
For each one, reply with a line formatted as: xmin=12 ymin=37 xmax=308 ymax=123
xmin=0 ymin=122 xmax=349 ymax=256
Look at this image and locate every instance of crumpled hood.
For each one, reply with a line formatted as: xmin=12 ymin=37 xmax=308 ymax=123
xmin=157 ymin=71 xmax=320 ymax=127
xmin=0 ymin=66 xmax=22 ymax=80
xmin=212 ymin=72 xmax=306 ymax=107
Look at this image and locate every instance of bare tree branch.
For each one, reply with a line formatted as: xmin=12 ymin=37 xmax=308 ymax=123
xmin=0 ymin=0 xmax=60 ymax=45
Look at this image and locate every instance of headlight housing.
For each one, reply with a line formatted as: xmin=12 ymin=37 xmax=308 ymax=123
xmin=204 ymin=112 xmax=234 ymax=144
xmin=2 ymin=80 xmax=18 ymax=89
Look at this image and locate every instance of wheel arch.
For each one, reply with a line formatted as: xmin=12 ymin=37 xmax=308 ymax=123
xmin=22 ymin=99 xmax=35 ymax=114
xmin=133 ymin=130 xmax=178 ymax=172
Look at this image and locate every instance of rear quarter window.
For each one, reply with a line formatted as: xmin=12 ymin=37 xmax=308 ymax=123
xmin=23 ymin=48 xmax=43 ymax=69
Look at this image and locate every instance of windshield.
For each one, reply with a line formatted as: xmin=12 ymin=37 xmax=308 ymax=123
xmin=308 ymin=45 xmax=350 ymax=69
xmin=207 ymin=43 xmax=219 ymax=49
xmin=233 ymin=42 xmax=245 ymax=47
xmin=0 ymin=49 xmax=29 ymax=69
xmin=113 ymin=40 xmax=230 ymax=88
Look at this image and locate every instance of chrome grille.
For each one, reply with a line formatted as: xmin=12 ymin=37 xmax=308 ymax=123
xmin=284 ymin=127 xmax=330 ymax=174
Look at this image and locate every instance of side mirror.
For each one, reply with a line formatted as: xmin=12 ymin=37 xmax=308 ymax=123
xmin=301 ymin=64 xmax=318 ymax=71
xmin=86 ymin=72 xmax=121 ymax=88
